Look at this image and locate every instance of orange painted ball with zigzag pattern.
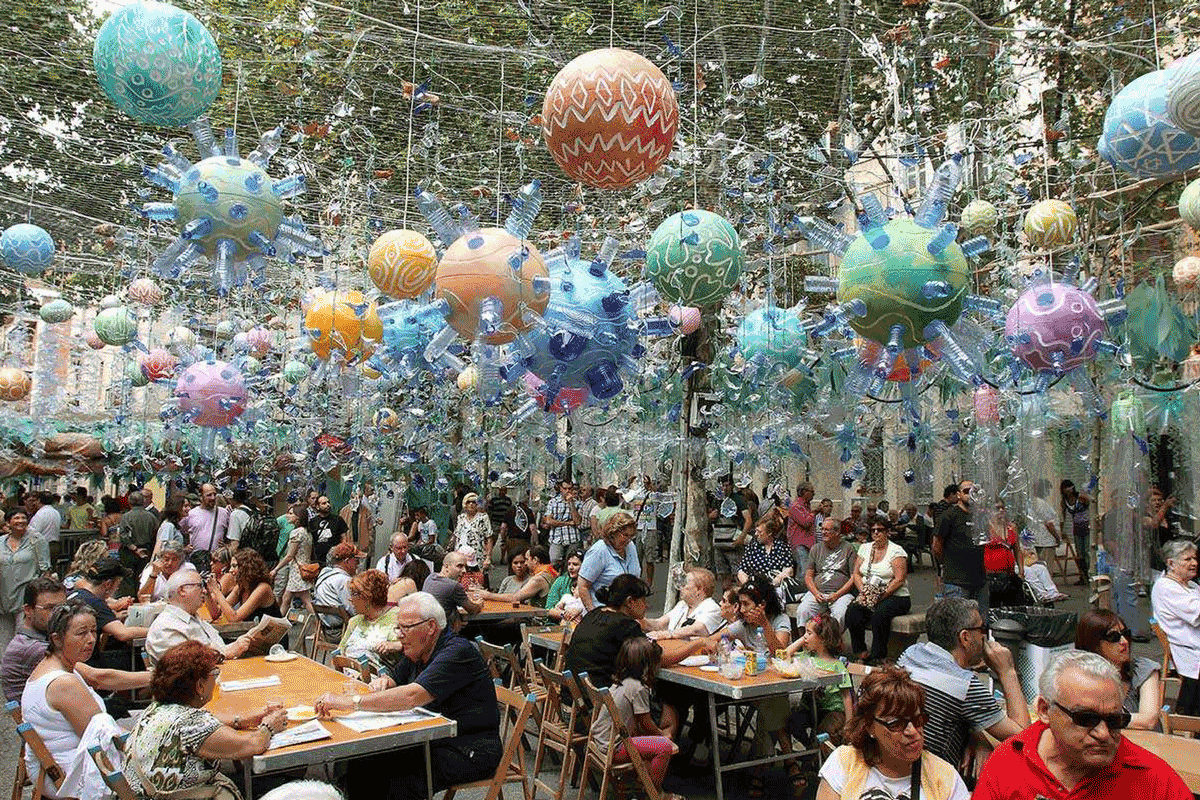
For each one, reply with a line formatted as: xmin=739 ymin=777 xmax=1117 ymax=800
xmin=542 ymin=48 xmax=678 ymax=190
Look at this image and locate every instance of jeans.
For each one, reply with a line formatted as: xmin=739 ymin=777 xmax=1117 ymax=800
xmin=1112 ymin=567 xmax=1148 ymax=637
xmin=792 ymin=544 xmax=811 ymax=579
xmin=943 ymin=581 xmax=991 ymax=619
xmin=796 ymin=591 xmax=854 ymax=627
xmin=845 ymin=594 xmax=912 ymax=661
xmin=1073 ymin=533 xmax=1090 ymax=577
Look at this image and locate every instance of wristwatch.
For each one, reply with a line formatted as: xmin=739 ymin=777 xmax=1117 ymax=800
xmin=352 ymin=694 xmax=362 ymax=708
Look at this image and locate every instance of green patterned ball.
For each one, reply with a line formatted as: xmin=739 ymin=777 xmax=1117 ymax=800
xmin=126 ymin=361 xmax=149 ymax=387
xmin=645 ymin=210 xmax=743 ymax=308
xmin=836 ymin=218 xmax=969 ymax=349
xmin=175 ymin=156 xmax=284 ymax=262
xmin=94 ymin=306 xmax=138 ymax=346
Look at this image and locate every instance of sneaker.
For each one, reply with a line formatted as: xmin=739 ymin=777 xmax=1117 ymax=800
xmin=689 ymin=741 xmax=711 ymax=767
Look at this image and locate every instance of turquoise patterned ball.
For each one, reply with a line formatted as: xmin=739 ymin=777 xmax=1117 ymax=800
xmin=1 ymin=224 xmax=54 ymax=275
xmin=93 ymin=1 xmax=222 ymax=127
xmin=1101 ymin=69 xmax=1200 ymax=180
xmin=645 ymin=210 xmax=743 ymax=308
xmin=735 ymin=306 xmax=806 ymax=375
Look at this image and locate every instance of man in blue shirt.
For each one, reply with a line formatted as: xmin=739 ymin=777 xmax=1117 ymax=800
xmin=314 ymin=591 xmax=501 ymax=800
xmin=577 ymin=510 xmax=641 ymax=612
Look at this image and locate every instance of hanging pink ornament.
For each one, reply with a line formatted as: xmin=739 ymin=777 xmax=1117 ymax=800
xmin=1174 ymin=256 xmax=1200 ymax=290
xmin=138 ymin=348 xmax=178 ymax=381
xmin=127 ymin=277 xmax=163 ymax=305
xmin=175 ymin=359 xmax=247 ymax=427
xmin=668 ymin=305 xmax=702 ymax=335
xmin=84 ymin=330 xmax=106 ymax=350
xmin=973 ymin=385 xmax=1000 ymax=427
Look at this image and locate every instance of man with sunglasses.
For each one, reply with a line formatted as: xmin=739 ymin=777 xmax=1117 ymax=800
xmin=897 ymin=597 xmax=1030 ymax=769
xmin=935 ymin=479 xmax=989 ymax=615
xmin=975 ymin=650 xmax=1190 ymax=800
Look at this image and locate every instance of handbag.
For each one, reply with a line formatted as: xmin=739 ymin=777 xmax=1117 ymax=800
xmin=298 ymin=562 xmax=321 ymax=582
xmin=853 ymin=582 xmax=885 ymax=610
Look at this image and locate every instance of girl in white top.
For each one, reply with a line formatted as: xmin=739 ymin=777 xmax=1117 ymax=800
xmin=21 ymin=601 xmax=107 ymax=799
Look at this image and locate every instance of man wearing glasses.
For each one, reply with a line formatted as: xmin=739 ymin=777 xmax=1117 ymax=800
xmin=315 ymin=591 xmax=501 ymax=800
xmin=897 ymin=598 xmax=1029 ymax=769
xmin=934 ymin=479 xmax=988 ymax=615
xmin=975 ymin=650 xmax=1190 ymax=800
xmin=145 ymin=570 xmax=252 ymax=666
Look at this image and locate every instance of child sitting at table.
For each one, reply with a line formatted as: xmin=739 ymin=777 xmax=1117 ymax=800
xmin=784 ymin=614 xmax=853 ymax=747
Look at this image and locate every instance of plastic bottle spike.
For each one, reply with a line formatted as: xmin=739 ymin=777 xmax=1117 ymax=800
xmin=247 ymin=230 xmax=276 ymax=256
xmin=797 ymin=217 xmax=853 ymax=256
xmin=1098 ymin=298 xmax=1126 ymax=324
xmin=595 ymin=236 xmax=619 ymax=268
xmin=197 ymin=181 xmax=218 ymax=203
xmin=247 ymin=128 xmax=282 ymax=169
xmin=1094 ymin=340 xmax=1120 ymax=356
xmin=921 ymin=280 xmax=952 ymax=300
xmin=861 ymin=195 xmax=889 ymax=228
xmin=884 ymin=323 xmax=905 ymax=354
xmin=452 ymin=203 xmax=480 ymax=234
xmin=963 ymin=295 xmax=1004 ymax=316
xmin=563 ymin=237 xmax=581 ymax=261
xmin=246 ymin=254 xmax=268 ymax=288
xmin=914 ymin=154 xmax=963 ymax=230
xmin=186 ymin=116 xmax=220 ymax=159
xmin=223 ymin=128 xmax=238 ymax=158
xmin=140 ymin=202 xmax=179 ymax=222
xmin=181 ymin=218 xmax=213 ymax=240
xmin=272 ymin=175 xmax=306 ymax=199
xmin=213 ymin=239 xmax=236 ymax=292
xmin=152 ymin=239 xmax=200 ymax=279
xmin=640 ymin=317 xmax=677 ymax=337
xmin=922 ymin=319 xmax=981 ymax=385
xmin=1079 ymin=276 xmax=1099 ymax=294
xmin=478 ymin=296 xmax=503 ymax=336
xmin=505 ymin=180 xmax=543 ymax=239
xmin=960 ymin=235 xmax=991 ymax=258
xmin=274 ymin=221 xmax=325 ymax=257
xmin=414 ymin=189 xmax=464 ymax=246
xmin=411 ymin=297 xmax=451 ymax=325
xmin=804 ymin=275 xmax=839 ymax=294
xmin=423 ymin=325 xmax=458 ymax=363
xmin=859 ymin=196 xmax=891 ymax=249
xmin=142 ymin=166 xmax=179 ymax=193
xmin=160 ymin=143 xmax=191 ymax=172
xmin=926 ymin=223 xmax=959 ymax=256
xmin=845 ymin=299 xmax=868 ymax=318
xmin=586 ymin=361 xmax=624 ymax=400
xmin=628 ymin=283 xmax=661 ymax=314
xmin=1061 ymin=257 xmax=1082 ymax=284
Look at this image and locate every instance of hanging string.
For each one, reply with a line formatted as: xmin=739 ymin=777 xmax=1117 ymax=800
xmin=401 ymin=0 xmax=422 ymax=229
xmin=692 ymin=0 xmax=700 ymax=209
xmin=496 ymin=59 xmax=505 ymax=222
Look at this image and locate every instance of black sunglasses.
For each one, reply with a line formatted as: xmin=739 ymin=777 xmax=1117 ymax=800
xmin=1053 ymin=702 xmax=1130 ymax=731
xmin=874 ymin=714 xmax=926 ymax=732
xmin=1100 ymin=628 xmax=1133 ymax=644
xmin=963 ymin=623 xmax=989 ymax=637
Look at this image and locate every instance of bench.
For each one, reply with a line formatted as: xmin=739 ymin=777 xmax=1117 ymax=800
xmin=887 ymin=612 xmax=927 ymax=660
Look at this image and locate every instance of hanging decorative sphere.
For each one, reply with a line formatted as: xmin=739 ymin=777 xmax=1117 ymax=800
xmin=281 ymin=360 xmax=309 ymax=384
xmin=174 ymin=156 xmax=284 ymax=263
xmin=854 ymin=338 xmax=934 ymax=382
xmin=373 ymin=407 xmax=399 ymax=433
xmin=240 ymin=355 xmax=262 ymax=375
xmin=92 ymin=1 xmax=222 ymax=127
xmin=166 ymin=325 xmax=197 ymax=353
xmin=214 ymin=320 xmax=236 ymax=340
xmin=127 ymin=277 xmax=163 ymax=305
xmin=0 ymin=368 xmax=32 ymax=401
xmin=304 ymin=289 xmax=383 ymax=363
xmin=126 ymin=361 xmax=150 ymax=387
xmin=39 ymin=299 xmax=74 ymax=324
xmin=542 ymin=48 xmax=679 ymax=190
xmin=456 ymin=365 xmax=479 ymax=391
xmin=1166 ymin=50 xmax=1200 ymax=136
xmin=1180 ymin=177 xmax=1200 ymax=229
xmin=960 ymin=200 xmax=998 ymax=235
xmin=1 ymin=224 xmax=54 ymax=275
xmin=1175 ymin=256 xmax=1200 ymax=290
xmin=1005 ymin=283 xmax=1106 ymax=373
xmin=668 ymin=305 xmax=702 ymax=335
xmin=93 ymin=306 xmax=138 ymax=346
xmin=836 ymin=218 xmax=969 ymax=348
xmin=138 ymin=347 xmax=178 ymax=381
xmin=645 ymin=210 xmax=743 ymax=308
xmin=735 ymin=306 xmax=806 ymax=379
xmin=243 ymin=326 xmax=272 ymax=357
xmin=523 ymin=372 xmax=588 ymax=413
xmin=175 ymin=359 xmax=247 ymax=427
xmin=973 ymin=385 xmax=1001 ymax=427
xmin=1100 ymin=69 xmax=1200 ymax=180
xmin=84 ymin=331 xmax=106 ymax=350
xmin=99 ymin=294 xmax=122 ymax=309
xmin=368 ymin=229 xmax=438 ymax=299
xmin=1023 ymin=199 xmax=1078 ymax=249
xmin=433 ymin=228 xmax=550 ymax=345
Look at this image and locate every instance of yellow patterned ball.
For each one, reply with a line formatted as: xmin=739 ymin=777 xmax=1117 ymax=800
xmin=0 ymin=367 xmax=31 ymax=401
xmin=1023 ymin=199 xmax=1077 ymax=249
xmin=368 ymin=229 xmax=438 ymax=299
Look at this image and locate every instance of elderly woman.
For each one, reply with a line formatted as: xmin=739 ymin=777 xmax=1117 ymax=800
xmin=0 ymin=508 xmax=50 ymax=650
xmin=1075 ymin=609 xmax=1161 ymax=729
xmin=1151 ymin=539 xmax=1200 ymax=714
xmin=137 ymin=541 xmax=197 ymax=602
xmin=205 ymin=549 xmax=281 ymax=623
xmin=21 ymin=601 xmax=106 ymax=798
xmin=844 ymin=518 xmax=910 ymax=664
xmin=816 ymin=666 xmax=968 ymax=800
xmin=578 ymin=512 xmax=641 ymax=612
xmin=737 ymin=514 xmax=799 ymax=601
xmin=451 ymin=492 xmax=493 ymax=571
xmin=124 ymin=641 xmax=287 ymax=799
xmin=339 ymin=569 xmax=400 ymax=669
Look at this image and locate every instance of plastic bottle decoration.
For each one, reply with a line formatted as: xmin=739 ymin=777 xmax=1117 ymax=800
xmin=645 ymin=210 xmax=743 ymax=308
xmin=1099 ymin=69 xmax=1200 ymax=180
xmin=139 ymin=348 xmax=178 ymax=381
xmin=39 ymin=299 xmax=74 ymax=324
xmin=1 ymin=224 xmax=55 ymax=275
xmin=959 ymin=199 xmax=998 ymax=236
xmin=1103 ymin=393 xmax=1153 ymax=627
xmin=127 ymin=277 xmax=164 ymax=305
xmin=281 ymin=359 xmax=309 ymax=384
xmin=1022 ymin=199 xmax=1078 ymax=249
xmin=303 ymin=289 xmax=383 ymax=365
xmin=1181 ymin=178 xmax=1200 ymax=229
xmin=1166 ymin=49 xmax=1200 ymax=137
xmin=368 ymin=229 xmax=438 ymax=299
xmin=735 ymin=306 xmax=807 ymax=382
xmin=373 ymin=407 xmax=399 ymax=433
xmin=973 ymin=385 xmax=1001 ymax=427
xmin=93 ymin=306 xmax=138 ymax=346
xmin=140 ymin=119 xmax=323 ymax=293
xmin=1175 ymin=256 xmax=1200 ymax=290
xmin=175 ymin=359 xmax=247 ymax=426
xmin=0 ymin=368 xmax=31 ymax=401
xmin=92 ymin=1 xmax=222 ymax=127
xmin=542 ymin=48 xmax=679 ymax=190
xmin=365 ymin=299 xmax=441 ymax=379
xmin=668 ymin=305 xmax=702 ymax=335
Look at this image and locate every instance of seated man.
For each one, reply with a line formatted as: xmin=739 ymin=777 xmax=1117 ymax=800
xmin=643 ymin=566 xmax=724 ymax=640
xmin=145 ymin=570 xmax=253 ymax=666
xmin=797 ymin=517 xmax=857 ymax=626
xmin=313 ymin=541 xmax=360 ymax=636
xmin=375 ymin=532 xmax=417 ymax=583
xmin=423 ymin=549 xmax=481 ymax=626
xmin=896 ymin=597 xmax=1030 ymax=769
xmin=974 ymin=650 xmax=1190 ymax=800
xmin=65 ymin=557 xmax=149 ymax=669
xmin=314 ymin=592 xmax=501 ymax=800
xmin=470 ymin=546 xmax=555 ymax=607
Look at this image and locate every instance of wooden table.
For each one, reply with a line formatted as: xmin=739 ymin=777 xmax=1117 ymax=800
xmin=1125 ymin=730 xmax=1200 ymax=792
xmin=206 ymin=655 xmax=456 ymax=800
xmin=470 ymin=598 xmax=547 ymax=622
xmin=528 ymin=627 xmax=841 ymax=800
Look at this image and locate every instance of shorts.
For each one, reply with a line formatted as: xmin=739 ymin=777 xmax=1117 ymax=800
xmin=639 ymin=526 xmax=664 ymax=563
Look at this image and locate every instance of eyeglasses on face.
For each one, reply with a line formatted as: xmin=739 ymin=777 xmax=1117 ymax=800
xmin=870 ymin=526 xmax=887 ymax=533
xmin=1100 ymin=627 xmax=1133 ymax=644
xmin=396 ymin=619 xmax=431 ymax=635
xmin=963 ymin=622 xmax=989 ymax=637
xmin=874 ymin=714 xmax=926 ymax=732
xmin=1052 ymin=701 xmax=1131 ymax=732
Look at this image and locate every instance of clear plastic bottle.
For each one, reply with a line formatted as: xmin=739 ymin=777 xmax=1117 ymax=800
xmin=752 ymin=627 xmax=770 ymax=674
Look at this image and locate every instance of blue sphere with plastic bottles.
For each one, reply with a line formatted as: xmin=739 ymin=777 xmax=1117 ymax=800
xmin=734 ymin=305 xmax=807 ymax=378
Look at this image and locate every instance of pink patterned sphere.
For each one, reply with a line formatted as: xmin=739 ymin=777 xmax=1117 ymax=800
xmin=175 ymin=359 xmax=247 ymax=427
xmin=542 ymin=48 xmax=679 ymax=189
xmin=973 ymin=385 xmax=1000 ymax=427
xmin=1174 ymin=256 xmax=1200 ymax=290
xmin=1005 ymin=283 xmax=1106 ymax=373
xmin=84 ymin=330 xmax=106 ymax=350
xmin=668 ymin=305 xmax=702 ymax=335
xmin=233 ymin=326 xmax=272 ymax=358
xmin=139 ymin=348 xmax=178 ymax=381
xmin=127 ymin=277 xmax=163 ymax=305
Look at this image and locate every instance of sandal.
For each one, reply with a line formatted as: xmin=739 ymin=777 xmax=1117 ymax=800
xmin=747 ymin=773 xmax=767 ymax=798
xmin=787 ymin=762 xmax=810 ymax=797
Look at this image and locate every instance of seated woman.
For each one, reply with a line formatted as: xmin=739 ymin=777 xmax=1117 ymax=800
xmin=387 ymin=559 xmax=431 ymax=604
xmin=1151 ymin=539 xmax=1200 ymax=715
xmin=124 ymin=641 xmax=288 ymax=800
xmin=545 ymin=549 xmax=585 ymax=623
xmin=339 ymin=569 xmax=400 ymax=670
xmin=816 ymin=666 xmax=968 ymax=800
xmin=1022 ymin=549 xmax=1067 ymax=603
xmin=205 ymin=549 xmax=282 ymax=623
xmin=1075 ymin=609 xmax=1161 ymax=729
xmin=210 ymin=546 xmax=237 ymax=596
xmin=737 ymin=515 xmax=799 ymax=602
xmin=472 ymin=546 xmax=555 ymax=606
xmin=137 ymin=541 xmax=196 ymax=602
xmin=22 ymin=601 xmax=106 ymax=799
xmin=844 ymin=518 xmax=910 ymax=664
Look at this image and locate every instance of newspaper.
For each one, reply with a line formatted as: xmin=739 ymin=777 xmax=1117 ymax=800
xmin=268 ymin=719 xmax=332 ymax=749
xmin=240 ymin=615 xmax=292 ymax=657
xmin=336 ymin=708 xmax=438 ymax=733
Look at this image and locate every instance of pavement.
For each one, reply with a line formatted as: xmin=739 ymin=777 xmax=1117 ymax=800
xmin=0 ymin=554 xmax=1162 ymax=799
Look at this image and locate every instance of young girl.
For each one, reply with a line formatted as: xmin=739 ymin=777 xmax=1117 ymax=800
xmin=785 ymin=614 xmax=853 ymax=746
xmin=594 ymin=637 xmax=684 ymax=799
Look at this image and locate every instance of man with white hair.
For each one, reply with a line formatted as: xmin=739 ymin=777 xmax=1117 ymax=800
xmin=258 ymin=780 xmax=343 ymax=800
xmin=375 ymin=531 xmax=416 ymax=583
xmin=974 ymin=650 xmax=1190 ymax=800
xmin=144 ymin=570 xmax=252 ymax=666
xmin=314 ymin=591 xmax=501 ymax=800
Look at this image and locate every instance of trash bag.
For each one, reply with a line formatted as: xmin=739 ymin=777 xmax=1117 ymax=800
xmin=989 ymin=606 xmax=1078 ymax=647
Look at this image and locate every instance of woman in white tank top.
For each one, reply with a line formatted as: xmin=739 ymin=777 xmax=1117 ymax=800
xmin=21 ymin=600 xmax=106 ymax=799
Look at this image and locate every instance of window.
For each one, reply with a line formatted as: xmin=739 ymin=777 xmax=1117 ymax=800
xmin=861 ymin=426 xmax=885 ymax=495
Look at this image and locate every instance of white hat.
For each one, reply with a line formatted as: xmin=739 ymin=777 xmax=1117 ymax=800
xmin=455 ymin=544 xmax=479 ymax=568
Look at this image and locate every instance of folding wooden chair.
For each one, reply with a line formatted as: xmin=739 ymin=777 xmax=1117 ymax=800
xmin=331 ymin=654 xmax=374 ymax=684
xmin=87 ymin=732 xmax=136 ymax=800
xmin=443 ymin=683 xmax=538 ymax=800
xmin=477 ymin=637 xmax=541 ymax=698
xmin=577 ymin=675 xmax=676 ymax=800
xmin=1151 ymin=619 xmax=1183 ymax=712
xmin=291 ymin=610 xmax=320 ymax=659
xmin=311 ymin=604 xmax=350 ymax=664
xmin=532 ymin=662 xmax=588 ymax=800
xmin=6 ymin=699 xmax=67 ymax=800
xmin=7 ymin=701 xmax=29 ymax=800
xmin=520 ymin=624 xmax=560 ymax=691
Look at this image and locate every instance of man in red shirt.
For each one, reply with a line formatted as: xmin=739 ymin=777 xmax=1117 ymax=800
xmin=786 ymin=481 xmax=815 ymax=576
xmin=974 ymin=650 xmax=1190 ymax=800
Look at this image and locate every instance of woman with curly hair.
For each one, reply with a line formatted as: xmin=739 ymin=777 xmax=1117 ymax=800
xmin=124 ymin=641 xmax=287 ymax=800
xmin=816 ymin=666 xmax=968 ymax=800
xmin=204 ymin=549 xmax=281 ymax=622
xmin=338 ymin=569 xmax=400 ymax=669
xmin=63 ymin=539 xmax=108 ymax=590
